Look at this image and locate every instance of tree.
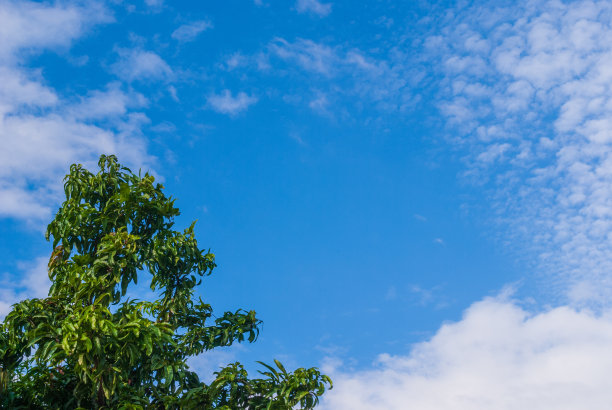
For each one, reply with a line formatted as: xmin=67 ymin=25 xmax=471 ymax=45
xmin=0 ymin=155 xmax=331 ymax=409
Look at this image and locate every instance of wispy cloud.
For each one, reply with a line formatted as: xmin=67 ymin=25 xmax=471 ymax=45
xmin=267 ymin=38 xmax=421 ymax=113
xmin=187 ymin=345 xmax=245 ymax=383
xmin=0 ymin=257 xmax=49 ymax=317
xmin=308 ymin=91 xmax=331 ymax=115
xmin=171 ymin=20 xmax=213 ymax=43
xmin=321 ymin=294 xmax=612 ymax=409
xmin=270 ymin=38 xmax=339 ymax=76
xmin=428 ymin=0 xmax=612 ymax=304
xmin=144 ymin=0 xmax=163 ymax=8
xmin=295 ymin=0 xmax=332 ymax=17
xmin=112 ymin=48 xmax=173 ymax=83
xmin=413 ymin=214 xmax=427 ymax=222
xmin=207 ymin=89 xmax=258 ymax=116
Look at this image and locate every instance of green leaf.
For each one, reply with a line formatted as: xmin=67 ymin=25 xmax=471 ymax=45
xmin=0 ymin=155 xmax=331 ymax=409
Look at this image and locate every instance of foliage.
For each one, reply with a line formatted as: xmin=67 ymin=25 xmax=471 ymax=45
xmin=0 ymin=155 xmax=331 ymax=409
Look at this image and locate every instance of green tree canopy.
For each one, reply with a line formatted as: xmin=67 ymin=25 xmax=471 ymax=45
xmin=0 ymin=155 xmax=331 ymax=409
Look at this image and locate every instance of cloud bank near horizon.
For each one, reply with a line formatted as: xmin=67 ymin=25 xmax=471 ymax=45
xmin=322 ymin=295 xmax=612 ymax=410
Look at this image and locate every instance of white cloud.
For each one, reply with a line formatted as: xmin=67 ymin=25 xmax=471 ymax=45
xmin=207 ymin=90 xmax=258 ymax=116
xmin=69 ymin=82 xmax=148 ymax=121
xmin=172 ymin=20 xmax=213 ymax=43
xmin=112 ymin=48 xmax=173 ymax=83
xmin=0 ymin=110 xmax=151 ymax=221
xmin=0 ymin=0 xmax=111 ymax=63
xmin=0 ymin=257 xmax=50 ymax=318
xmin=0 ymin=66 xmax=58 ymax=113
xmin=429 ymin=0 xmax=612 ymax=304
xmin=0 ymin=1 xmax=155 ymax=224
xmin=270 ymin=38 xmax=339 ymax=76
xmin=295 ymin=0 xmax=332 ymax=17
xmin=302 ymin=4 xmax=612 ymax=406
xmin=321 ymin=295 xmax=612 ymax=410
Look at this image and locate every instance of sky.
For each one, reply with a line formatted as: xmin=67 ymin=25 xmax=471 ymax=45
xmin=2 ymin=0 xmax=612 ymax=408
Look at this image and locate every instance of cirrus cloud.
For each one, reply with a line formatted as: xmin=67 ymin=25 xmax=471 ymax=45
xmin=171 ymin=20 xmax=213 ymax=43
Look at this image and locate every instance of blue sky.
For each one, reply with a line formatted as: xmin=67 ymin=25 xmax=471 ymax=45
xmin=3 ymin=0 xmax=612 ymax=408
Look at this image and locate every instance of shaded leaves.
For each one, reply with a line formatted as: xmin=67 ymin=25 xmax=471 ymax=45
xmin=1 ymin=155 xmax=330 ymax=409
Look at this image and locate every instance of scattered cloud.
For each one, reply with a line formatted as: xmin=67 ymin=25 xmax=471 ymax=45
xmin=212 ymin=37 xmax=419 ymax=116
xmin=0 ymin=1 xmax=155 ymax=224
xmin=207 ymin=89 xmax=258 ymax=116
xmin=270 ymin=38 xmax=339 ymax=76
xmin=112 ymin=48 xmax=173 ymax=83
xmin=68 ymin=82 xmax=148 ymax=121
xmin=295 ymin=0 xmax=332 ymax=17
xmin=171 ymin=20 xmax=213 ymax=43
xmin=321 ymin=295 xmax=612 ymax=409
xmin=144 ymin=0 xmax=164 ymax=8
xmin=0 ymin=0 xmax=111 ymax=63
xmin=408 ymin=284 xmax=448 ymax=308
xmin=188 ymin=344 xmax=246 ymax=383
xmin=413 ymin=214 xmax=427 ymax=222
xmin=429 ymin=0 xmax=612 ymax=304
xmin=267 ymin=38 xmax=421 ymax=113
xmin=308 ymin=91 xmax=330 ymax=115
xmin=0 ymin=257 xmax=49 ymax=318
xmin=223 ymin=52 xmax=248 ymax=71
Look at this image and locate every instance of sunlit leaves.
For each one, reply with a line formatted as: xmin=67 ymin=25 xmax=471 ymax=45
xmin=0 ymin=155 xmax=331 ymax=409
xmin=180 ymin=361 xmax=332 ymax=409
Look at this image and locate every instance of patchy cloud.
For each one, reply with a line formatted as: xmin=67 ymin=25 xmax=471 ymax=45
xmin=295 ymin=0 xmax=332 ymax=17
xmin=144 ymin=0 xmax=164 ymax=8
xmin=68 ymin=82 xmax=148 ymax=121
xmin=112 ymin=48 xmax=173 ymax=83
xmin=270 ymin=38 xmax=339 ymax=76
xmin=0 ymin=1 xmax=155 ymax=224
xmin=268 ymin=38 xmax=421 ymax=113
xmin=0 ymin=257 xmax=49 ymax=317
xmin=322 ymin=295 xmax=612 ymax=410
xmin=0 ymin=0 xmax=111 ymax=62
xmin=308 ymin=91 xmax=330 ymax=115
xmin=171 ymin=20 xmax=213 ymax=43
xmin=428 ymin=0 xmax=612 ymax=304
xmin=207 ymin=90 xmax=258 ymax=116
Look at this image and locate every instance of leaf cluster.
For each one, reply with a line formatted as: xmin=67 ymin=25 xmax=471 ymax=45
xmin=0 ymin=155 xmax=331 ymax=409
